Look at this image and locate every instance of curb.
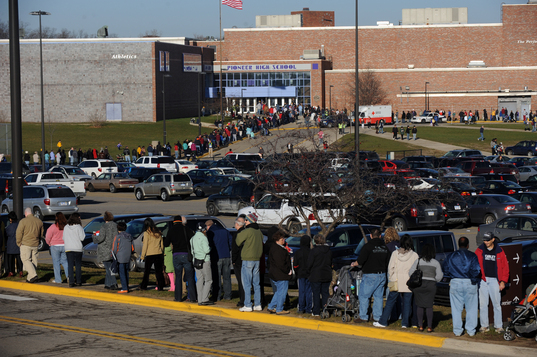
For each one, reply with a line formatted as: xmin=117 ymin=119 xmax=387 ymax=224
xmin=2 ymin=280 xmax=536 ymax=355
xmin=0 ymin=280 xmax=442 ymax=348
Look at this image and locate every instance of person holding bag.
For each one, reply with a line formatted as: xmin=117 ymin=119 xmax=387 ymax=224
xmin=139 ymin=218 xmax=165 ymax=291
xmin=409 ymin=244 xmax=443 ymax=332
xmin=93 ymin=211 xmax=118 ymax=290
xmin=375 ymin=234 xmax=418 ymax=328
xmin=190 ymin=225 xmax=213 ymax=305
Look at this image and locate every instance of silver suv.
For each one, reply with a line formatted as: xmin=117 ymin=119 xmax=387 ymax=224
xmin=1 ymin=184 xmax=79 ymax=219
xmin=134 ymin=173 xmax=193 ymax=201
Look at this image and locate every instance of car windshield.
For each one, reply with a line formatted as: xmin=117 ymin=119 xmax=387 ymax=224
xmin=442 ymin=151 xmax=459 ymax=158
xmin=114 ymin=173 xmax=131 ymax=178
xmin=84 ymin=218 xmax=105 ymax=234
xmin=503 ymin=181 xmax=521 ymax=188
xmin=101 ymin=161 xmax=117 ymax=168
xmin=126 ymin=220 xmax=146 ymax=238
xmin=64 ymin=167 xmax=86 ymax=175
xmin=491 ymin=195 xmax=518 ymax=203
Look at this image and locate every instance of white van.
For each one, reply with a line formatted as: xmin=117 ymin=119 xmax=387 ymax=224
xmin=134 ymin=156 xmax=177 ymax=172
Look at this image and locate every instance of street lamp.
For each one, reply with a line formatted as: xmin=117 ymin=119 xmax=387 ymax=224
xmin=162 ymin=74 xmax=171 ymax=145
xmin=198 ymin=72 xmax=206 ymax=136
xmin=424 ymin=81 xmax=429 ymax=112
xmin=30 ymin=10 xmax=50 ymax=169
xmin=329 ymin=85 xmax=334 ymax=113
xmin=355 ymin=0 xmax=360 ymax=160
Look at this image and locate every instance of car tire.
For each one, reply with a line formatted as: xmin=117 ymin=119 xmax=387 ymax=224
xmin=109 ymin=184 xmax=116 ymax=193
xmin=2 ymin=205 xmax=9 ymax=214
xmin=507 ymin=150 xmax=514 ymax=155
xmin=207 ymin=202 xmax=219 ymax=216
xmin=91 ymin=172 xmax=97 ymax=178
xmin=33 ymin=207 xmax=43 ymax=220
xmin=392 ymin=217 xmax=407 ymax=232
xmin=194 ymin=188 xmax=204 ymax=197
xmin=528 ymin=151 xmax=534 ymax=157
xmin=129 ymin=255 xmax=137 ymax=272
xmin=135 ymin=189 xmax=144 ymax=200
xmin=421 ymin=119 xmax=425 ymax=123
xmin=87 ymin=184 xmax=95 ymax=192
xmin=287 ymin=220 xmax=302 ymax=234
xmin=484 ymin=214 xmax=496 ymax=225
xmin=160 ymin=190 xmax=170 ymax=201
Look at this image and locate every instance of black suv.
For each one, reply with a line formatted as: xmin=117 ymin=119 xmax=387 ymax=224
xmin=206 ymin=180 xmax=262 ymax=215
xmin=126 ymin=167 xmax=167 ymax=182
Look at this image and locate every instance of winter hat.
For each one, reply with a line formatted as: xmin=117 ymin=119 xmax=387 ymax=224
xmin=246 ymin=212 xmax=258 ymax=224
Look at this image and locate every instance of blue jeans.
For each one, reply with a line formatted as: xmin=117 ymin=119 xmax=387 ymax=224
xmin=217 ymin=257 xmax=232 ymax=300
xmin=125 ymin=155 xmax=131 ymax=162
xmin=102 ymin=260 xmax=118 ymax=288
xmin=451 ymin=278 xmax=478 ymax=336
xmin=118 ymin=262 xmax=129 ymax=291
xmin=479 ymin=277 xmax=502 ymax=329
xmin=268 ymin=279 xmax=289 ymax=312
xmin=173 ymin=254 xmax=197 ymax=302
xmin=50 ymin=245 xmax=68 ymax=283
xmin=479 ymin=133 xmax=484 ymax=141
xmin=311 ymin=281 xmax=330 ymax=316
xmin=379 ymin=291 xmax=412 ymax=327
xmin=298 ymin=278 xmax=313 ymax=313
xmin=241 ymin=260 xmax=261 ymax=308
xmin=358 ymin=273 xmax=386 ymax=321
xmin=66 ymin=251 xmax=82 ymax=285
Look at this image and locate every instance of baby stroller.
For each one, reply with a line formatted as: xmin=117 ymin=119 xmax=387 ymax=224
xmin=504 ymin=284 xmax=537 ymax=341
xmin=321 ymin=265 xmax=361 ymax=322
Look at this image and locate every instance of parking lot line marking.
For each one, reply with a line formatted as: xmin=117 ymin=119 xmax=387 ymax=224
xmin=0 ymin=293 xmax=37 ymax=301
xmin=0 ymin=315 xmax=254 ymax=357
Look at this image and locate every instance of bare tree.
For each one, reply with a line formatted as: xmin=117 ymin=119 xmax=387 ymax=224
xmin=347 ymin=69 xmax=388 ymax=106
xmin=140 ymin=29 xmax=161 ymax=37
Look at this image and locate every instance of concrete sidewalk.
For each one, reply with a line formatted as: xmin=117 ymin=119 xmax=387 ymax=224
xmin=0 ymin=280 xmax=535 ymax=356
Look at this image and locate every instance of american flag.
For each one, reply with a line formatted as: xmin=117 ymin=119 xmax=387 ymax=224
xmin=222 ymin=0 xmax=243 ymax=10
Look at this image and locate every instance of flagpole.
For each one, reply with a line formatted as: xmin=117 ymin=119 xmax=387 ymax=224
xmin=219 ymin=0 xmax=223 ymax=123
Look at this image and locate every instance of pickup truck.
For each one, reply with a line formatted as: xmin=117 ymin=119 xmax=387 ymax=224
xmin=24 ymin=172 xmax=87 ymax=198
xmin=411 ymin=111 xmax=446 ymax=124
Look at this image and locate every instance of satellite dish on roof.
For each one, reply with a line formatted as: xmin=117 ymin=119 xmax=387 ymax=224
xmin=97 ymin=26 xmax=109 ymax=38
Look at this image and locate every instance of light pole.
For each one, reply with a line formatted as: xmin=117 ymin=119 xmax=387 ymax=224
xmin=329 ymin=85 xmax=334 ymax=114
xmin=162 ymin=74 xmax=171 ymax=145
xmin=424 ymin=81 xmax=429 ymax=112
xmin=355 ymin=0 xmax=360 ymax=160
xmin=30 ymin=10 xmax=50 ymax=169
xmin=241 ymin=88 xmax=246 ymax=115
xmin=198 ymin=72 xmax=206 ymax=136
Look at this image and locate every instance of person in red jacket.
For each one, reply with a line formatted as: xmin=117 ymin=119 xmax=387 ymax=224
xmin=475 ymin=232 xmax=509 ymax=333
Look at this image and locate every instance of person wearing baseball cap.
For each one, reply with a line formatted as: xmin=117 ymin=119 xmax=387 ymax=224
xmin=236 ymin=212 xmax=263 ymax=312
xmin=475 ymin=232 xmax=509 ymax=333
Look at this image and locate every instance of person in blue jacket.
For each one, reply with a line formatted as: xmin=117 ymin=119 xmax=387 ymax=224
xmin=443 ymin=237 xmax=481 ymax=337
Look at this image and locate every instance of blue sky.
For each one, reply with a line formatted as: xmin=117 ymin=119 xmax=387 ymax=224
xmin=0 ymin=0 xmax=529 ymax=38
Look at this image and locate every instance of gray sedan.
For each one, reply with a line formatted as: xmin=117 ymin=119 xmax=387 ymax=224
xmin=466 ymin=194 xmax=531 ymax=225
xmin=476 ymin=213 xmax=537 ymax=246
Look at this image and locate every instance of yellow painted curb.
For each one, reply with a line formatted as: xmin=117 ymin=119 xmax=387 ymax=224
xmin=0 ymin=280 xmax=445 ymax=348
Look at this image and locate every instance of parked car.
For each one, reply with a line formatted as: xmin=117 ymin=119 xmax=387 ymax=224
xmin=175 ymin=160 xmax=198 ymax=173
xmin=0 ymin=174 xmax=27 ymax=202
xmin=82 ymin=215 xmax=225 ymax=271
xmin=206 ymin=181 xmax=259 ymax=215
xmin=475 ymin=173 xmax=519 ymax=184
xmin=0 ymin=162 xmax=30 ymax=176
xmin=483 ymin=155 xmax=511 ymax=163
xmin=86 ymin=172 xmax=139 ymax=193
xmin=522 ymin=175 xmax=537 ymax=190
xmin=498 ymin=237 xmax=537 ymax=294
xmin=24 ymin=172 xmax=86 ymax=198
xmin=134 ymin=172 xmax=193 ymax=201
xmin=334 ymin=230 xmax=457 ymax=305
xmin=378 ymin=160 xmax=410 ymax=172
xmin=81 ymin=213 xmax=164 ymax=247
xmin=193 ymin=175 xmax=245 ymax=198
xmin=476 ymin=214 xmax=537 ymax=245
xmin=238 ymin=193 xmax=343 ymax=233
xmin=447 ymin=175 xmax=487 ymax=187
xmin=78 ymin=159 xmax=118 ymax=178
xmin=504 ymin=140 xmax=537 ymax=157
xmin=126 ymin=167 xmax=167 ymax=182
xmin=456 ymin=160 xmax=519 ymax=180
xmin=187 ymin=169 xmax=222 ymax=185
xmin=477 ymin=180 xmax=528 ymax=195
xmin=518 ymin=166 xmax=537 ymax=182
xmin=411 ymin=111 xmax=446 ymax=124
xmin=444 ymin=181 xmax=480 ymax=197
xmin=116 ymin=162 xmax=136 ymax=173
xmin=437 ymin=191 xmax=469 ymax=226
xmin=466 ymin=194 xmax=531 ymax=225
xmin=407 ymin=161 xmax=434 ymax=170
xmin=413 ymin=168 xmax=439 ymax=179
xmin=512 ymin=192 xmax=537 ymax=213
xmin=437 ymin=167 xmax=471 ymax=177
xmin=134 ymin=155 xmax=177 ymax=172
xmin=508 ymin=157 xmax=531 ymax=167
xmin=48 ymin=165 xmax=92 ymax=182
xmin=1 ymin=185 xmax=78 ymax=220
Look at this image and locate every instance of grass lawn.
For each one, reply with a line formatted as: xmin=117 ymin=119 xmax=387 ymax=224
xmin=20 ymin=115 xmax=225 ymax=156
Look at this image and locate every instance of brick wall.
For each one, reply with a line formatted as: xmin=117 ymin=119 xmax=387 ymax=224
xmin=290 ymin=10 xmax=335 ymax=27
